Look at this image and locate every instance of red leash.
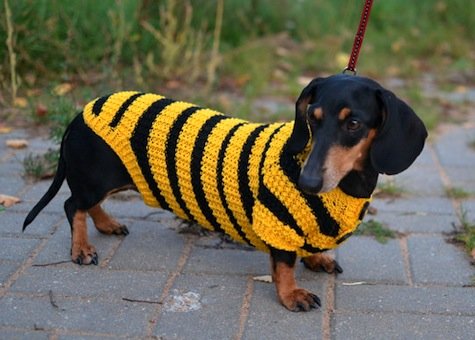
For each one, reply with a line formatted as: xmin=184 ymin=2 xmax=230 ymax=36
xmin=343 ymin=0 xmax=374 ymax=74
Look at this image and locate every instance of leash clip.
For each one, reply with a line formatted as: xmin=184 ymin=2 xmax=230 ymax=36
xmin=342 ymin=67 xmax=357 ymax=76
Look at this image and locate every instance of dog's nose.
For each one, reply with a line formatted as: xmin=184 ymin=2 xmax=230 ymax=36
xmin=298 ymin=173 xmax=323 ymax=194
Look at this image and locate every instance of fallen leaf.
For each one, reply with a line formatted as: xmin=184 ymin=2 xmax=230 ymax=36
xmin=14 ymin=97 xmax=28 ymax=108
xmin=6 ymin=139 xmax=29 ymax=149
xmin=471 ymin=248 xmax=475 ymax=260
xmin=0 ymin=194 xmax=21 ymax=207
xmin=253 ymin=275 xmax=273 ymax=283
xmin=53 ymin=83 xmax=73 ymax=96
xmin=0 ymin=124 xmax=12 ymax=134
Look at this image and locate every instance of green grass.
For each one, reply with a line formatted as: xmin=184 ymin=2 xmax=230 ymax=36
xmin=355 ymin=219 xmax=397 ymax=244
xmin=23 ymin=149 xmax=58 ymax=180
xmin=375 ymin=179 xmax=405 ymax=198
xmin=1 ymin=0 xmax=474 ymax=129
xmin=445 ymin=187 xmax=471 ymax=200
xmin=452 ymin=208 xmax=475 ymax=256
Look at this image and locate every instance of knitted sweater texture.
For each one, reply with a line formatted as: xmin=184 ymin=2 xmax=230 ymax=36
xmin=83 ymin=92 xmax=370 ymax=257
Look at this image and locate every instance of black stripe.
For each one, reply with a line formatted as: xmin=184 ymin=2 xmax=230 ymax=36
xmin=280 ymin=149 xmax=341 ymax=238
xmin=216 ymin=123 xmax=251 ymax=242
xmin=165 ymin=106 xmax=201 ymax=222
xmin=131 ymin=98 xmax=175 ymax=210
xmin=257 ymin=126 xmax=303 ymax=237
xmin=238 ymin=124 xmax=268 ymax=222
xmin=110 ymin=93 xmax=145 ymax=127
xmin=190 ymin=115 xmax=229 ymax=231
xmin=303 ymin=192 xmax=341 ymax=237
xmin=92 ymin=94 xmax=111 ymax=115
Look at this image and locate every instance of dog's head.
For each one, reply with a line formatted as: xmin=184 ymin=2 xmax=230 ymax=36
xmin=287 ymin=74 xmax=428 ymax=194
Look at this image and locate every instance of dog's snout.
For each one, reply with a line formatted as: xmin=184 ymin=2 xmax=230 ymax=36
xmin=298 ymin=172 xmax=323 ymax=194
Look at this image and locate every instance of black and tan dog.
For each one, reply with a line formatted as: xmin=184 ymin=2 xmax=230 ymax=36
xmin=23 ymin=74 xmax=427 ymax=311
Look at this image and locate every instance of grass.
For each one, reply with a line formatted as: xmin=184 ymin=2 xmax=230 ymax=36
xmin=1 ymin=0 xmax=474 ymax=132
xmin=375 ymin=179 xmax=405 ymax=198
xmin=445 ymin=187 xmax=471 ymax=200
xmin=23 ymin=148 xmax=58 ymax=179
xmin=449 ymin=208 xmax=475 ymax=258
xmin=355 ymin=219 xmax=398 ymax=244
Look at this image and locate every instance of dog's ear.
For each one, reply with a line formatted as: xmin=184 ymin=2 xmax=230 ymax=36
xmin=370 ymin=89 xmax=428 ymax=175
xmin=286 ymin=78 xmax=324 ymax=155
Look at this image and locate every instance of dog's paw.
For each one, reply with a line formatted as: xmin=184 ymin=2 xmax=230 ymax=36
xmin=281 ymin=288 xmax=321 ymax=312
xmin=71 ymin=245 xmax=98 ymax=265
xmin=302 ymin=254 xmax=343 ymax=274
xmin=112 ymin=224 xmax=129 ymax=236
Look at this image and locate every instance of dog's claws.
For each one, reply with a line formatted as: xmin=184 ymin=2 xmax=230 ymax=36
xmin=91 ymin=253 xmax=99 ymax=265
xmin=114 ymin=225 xmax=129 ymax=236
xmin=334 ymin=262 xmax=343 ymax=274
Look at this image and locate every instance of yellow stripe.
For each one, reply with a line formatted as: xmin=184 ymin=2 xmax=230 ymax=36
xmin=201 ymin=117 xmax=246 ymax=240
xmin=222 ymin=123 xmax=269 ymax=250
xmin=173 ymin=108 xmax=227 ymax=226
xmin=148 ymin=101 xmax=195 ymax=217
xmin=84 ymin=92 xmax=165 ymax=207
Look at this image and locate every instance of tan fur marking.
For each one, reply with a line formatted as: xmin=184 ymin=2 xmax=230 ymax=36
xmin=88 ymin=204 xmax=122 ymax=234
xmin=338 ymin=108 xmax=352 ymax=121
xmin=302 ymin=253 xmax=337 ymax=272
xmin=272 ymin=262 xmax=319 ymax=311
xmin=321 ymin=128 xmax=377 ymax=192
xmin=71 ymin=210 xmax=96 ymax=264
xmin=313 ymin=107 xmax=323 ymax=120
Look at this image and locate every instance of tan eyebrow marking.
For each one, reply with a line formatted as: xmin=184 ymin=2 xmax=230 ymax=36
xmin=338 ymin=108 xmax=352 ymax=121
xmin=313 ymin=107 xmax=323 ymax=120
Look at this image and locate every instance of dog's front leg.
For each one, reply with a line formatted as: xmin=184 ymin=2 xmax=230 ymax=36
xmin=270 ymin=248 xmax=321 ymax=312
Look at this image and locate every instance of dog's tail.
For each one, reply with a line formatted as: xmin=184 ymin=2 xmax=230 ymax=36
xmin=22 ymin=123 xmax=71 ymax=231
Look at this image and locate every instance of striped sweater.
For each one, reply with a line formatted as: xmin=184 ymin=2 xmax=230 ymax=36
xmin=83 ymin=92 xmax=370 ymax=257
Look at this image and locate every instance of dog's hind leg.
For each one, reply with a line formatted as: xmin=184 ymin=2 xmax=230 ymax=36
xmin=88 ymin=203 xmax=129 ymax=236
xmin=301 ymin=253 xmax=343 ymax=274
xmin=65 ymin=197 xmax=98 ymax=265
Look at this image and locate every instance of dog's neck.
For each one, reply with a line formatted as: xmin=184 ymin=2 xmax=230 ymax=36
xmin=337 ymin=160 xmax=379 ymax=198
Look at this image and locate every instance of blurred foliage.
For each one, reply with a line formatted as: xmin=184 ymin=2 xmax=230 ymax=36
xmin=0 ymin=0 xmax=474 ymax=125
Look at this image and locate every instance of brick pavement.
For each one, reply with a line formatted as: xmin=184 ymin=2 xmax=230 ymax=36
xmin=0 ymin=121 xmax=474 ymax=339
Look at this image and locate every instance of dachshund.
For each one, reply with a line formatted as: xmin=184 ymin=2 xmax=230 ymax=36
xmin=23 ymin=74 xmax=427 ymax=312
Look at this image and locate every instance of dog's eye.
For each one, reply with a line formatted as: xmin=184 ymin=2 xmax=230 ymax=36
xmin=346 ymin=119 xmax=361 ymax=131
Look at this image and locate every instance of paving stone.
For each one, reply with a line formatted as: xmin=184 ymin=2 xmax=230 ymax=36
xmin=390 ymin=164 xmax=446 ymax=196
xmin=244 ymin=277 xmax=326 ymax=340
xmin=0 ymin=175 xmax=26 ymax=196
xmin=0 ymin=263 xmax=19 ymax=287
xmin=108 ymin=220 xmax=185 ymax=271
xmin=332 ymin=312 xmax=475 ymax=340
xmin=336 ymin=284 xmax=475 ymax=315
xmin=443 ymin=166 xmax=475 ymax=194
xmin=336 ymin=236 xmax=407 ymax=284
xmin=57 ymin=335 xmax=129 ymax=340
xmin=371 ymin=196 xmax=454 ymax=215
xmin=371 ymin=211 xmax=455 ymax=233
xmin=102 ymin=197 xmax=162 ymax=219
xmin=1 ymin=210 xmax=61 ymax=236
xmin=435 ymin=127 xmax=475 ymax=167
xmin=0 ymin=294 xmax=154 ymax=337
xmin=11 ymin=266 xmax=167 ymax=302
xmin=20 ymin=181 xmax=70 ymax=215
xmin=33 ymin=220 xmax=124 ymax=266
xmin=408 ymin=235 xmax=475 ymax=286
xmin=155 ymin=273 xmax=245 ymax=339
xmin=0 ymin=237 xmax=39 ymax=262
xmin=0 ymin=329 xmax=49 ymax=339
xmin=184 ymin=247 xmax=269 ymax=276
xmin=461 ymin=199 xmax=475 ymax=221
